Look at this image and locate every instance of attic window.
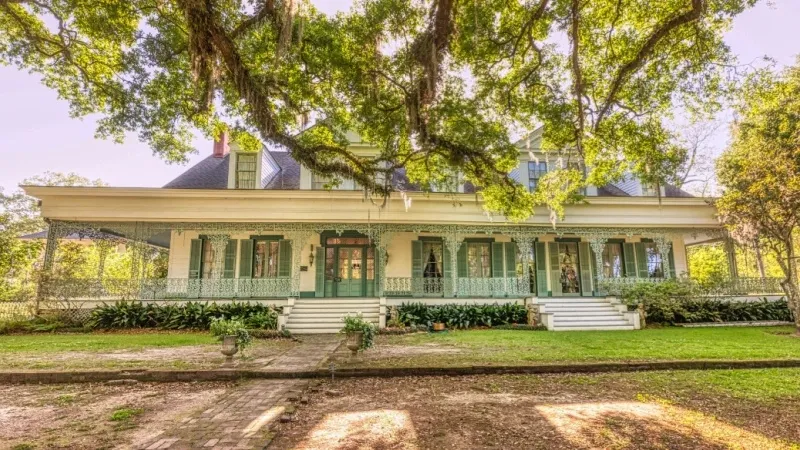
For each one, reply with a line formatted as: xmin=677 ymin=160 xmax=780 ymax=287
xmin=236 ymin=153 xmax=257 ymax=189
xmin=641 ymin=183 xmax=658 ymax=197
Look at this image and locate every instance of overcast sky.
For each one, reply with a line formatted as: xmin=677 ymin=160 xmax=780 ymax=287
xmin=0 ymin=0 xmax=797 ymax=193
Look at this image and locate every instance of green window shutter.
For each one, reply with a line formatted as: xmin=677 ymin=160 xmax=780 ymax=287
xmin=411 ymin=240 xmax=423 ymax=298
xmin=443 ymin=246 xmax=452 ymax=292
xmin=315 ymin=246 xmax=325 ymax=297
xmin=457 ymin=244 xmax=468 ymax=278
xmin=635 ymin=243 xmax=648 ymax=278
xmin=491 ymin=242 xmax=505 ymax=278
xmin=578 ymin=242 xmax=593 ymax=296
xmin=668 ymin=246 xmax=676 ymax=278
xmin=622 ymin=243 xmax=637 ymax=277
xmin=535 ymin=242 xmax=548 ymax=297
xmin=188 ymin=239 xmax=202 ymax=279
xmin=239 ymin=239 xmax=254 ymax=278
xmin=411 ymin=241 xmax=423 ymax=278
xmin=504 ymin=242 xmax=517 ymax=279
xmin=223 ymin=239 xmax=237 ymax=279
xmin=548 ymin=242 xmax=561 ymax=296
xmin=278 ymin=240 xmax=292 ymax=277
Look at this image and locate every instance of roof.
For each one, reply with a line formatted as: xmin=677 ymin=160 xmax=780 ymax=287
xmin=162 ymin=149 xmax=693 ymax=198
xmin=163 ymin=154 xmax=229 ymax=189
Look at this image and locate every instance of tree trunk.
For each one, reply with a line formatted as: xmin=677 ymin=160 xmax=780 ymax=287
xmin=779 ymin=239 xmax=800 ymax=335
xmin=754 ymin=238 xmax=766 ymax=280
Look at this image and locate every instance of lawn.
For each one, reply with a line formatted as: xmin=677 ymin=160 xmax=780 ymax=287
xmin=334 ymin=326 xmax=800 ymax=368
xmin=272 ymin=369 xmax=800 ymax=449
xmin=0 ymin=332 xmax=297 ymax=370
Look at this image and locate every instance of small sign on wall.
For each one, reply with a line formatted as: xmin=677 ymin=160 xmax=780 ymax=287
xmin=300 ymin=265 xmax=309 ymax=272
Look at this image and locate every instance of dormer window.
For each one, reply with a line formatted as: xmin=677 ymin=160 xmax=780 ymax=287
xmin=236 ymin=153 xmax=257 ymax=189
xmin=641 ymin=183 xmax=658 ymax=197
xmin=528 ymin=161 xmax=547 ymax=191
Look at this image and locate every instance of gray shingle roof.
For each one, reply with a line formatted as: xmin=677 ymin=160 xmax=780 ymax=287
xmin=162 ymin=150 xmax=693 ymax=198
xmin=163 ymin=154 xmax=229 ymax=189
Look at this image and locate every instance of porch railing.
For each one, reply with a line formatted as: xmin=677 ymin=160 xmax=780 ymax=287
xmin=384 ymin=277 xmax=531 ymax=298
xmin=599 ymin=276 xmax=784 ymax=296
xmin=39 ymin=277 xmax=293 ymax=302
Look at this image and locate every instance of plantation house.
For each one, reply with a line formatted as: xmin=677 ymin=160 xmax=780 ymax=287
xmin=24 ymin=129 xmax=777 ymax=332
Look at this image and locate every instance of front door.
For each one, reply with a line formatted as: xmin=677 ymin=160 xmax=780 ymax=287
xmin=335 ymin=247 xmax=364 ymax=297
xmin=558 ymin=242 xmax=581 ymax=294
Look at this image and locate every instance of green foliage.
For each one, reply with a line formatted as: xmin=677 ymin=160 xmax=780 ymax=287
xmin=715 ymin=60 xmax=800 ymax=328
xmin=618 ymin=280 xmax=793 ymax=325
xmin=209 ymin=318 xmax=252 ymax=353
xmin=109 ymin=408 xmax=143 ymax=422
xmin=341 ymin=313 xmax=375 ymax=350
xmin=394 ymin=302 xmax=527 ymax=329
xmin=88 ymin=301 xmax=280 ymax=330
xmin=687 ymin=244 xmax=731 ymax=287
xmin=0 ymin=1 xmax=759 ymax=221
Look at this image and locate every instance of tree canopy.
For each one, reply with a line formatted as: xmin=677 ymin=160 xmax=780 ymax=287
xmin=716 ymin=60 xmax=800 ymax=332
xmin=0 ymin=0 xmax=756 ymax=220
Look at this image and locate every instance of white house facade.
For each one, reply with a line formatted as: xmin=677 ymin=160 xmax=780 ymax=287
xmin=26 ymin=130 xmax=770 ymax=332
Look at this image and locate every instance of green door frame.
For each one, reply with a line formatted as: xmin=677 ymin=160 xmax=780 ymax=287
xmin=319 ymin=231 xmax=375 ymax=297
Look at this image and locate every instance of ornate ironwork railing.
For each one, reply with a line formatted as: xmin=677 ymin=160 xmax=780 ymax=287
xmin=384 ymin=277 xmax=530 ymax=298
xmin=598 ymin=276 xmax=784 ymax=296
xmin=39 ymin=277 xmax=294 ymax=302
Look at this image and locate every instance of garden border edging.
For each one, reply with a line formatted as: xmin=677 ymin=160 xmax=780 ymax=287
xmin=3 ymin=359 xmax=800 ymax=384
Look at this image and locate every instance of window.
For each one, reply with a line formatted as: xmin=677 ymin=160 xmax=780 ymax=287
xmin=602 ymin=243 xmax=623 ymax=278
xmin=236 ymin=153 xmax=257 ymax=189
xmin=253 ymin=239 xmax=280 ymax=278
xmin=641 ymin=183 xmax=658 ymax=197
xmin=312 ymin=174 xmax=360 ymax=190
xmin=528 ymin=161 xmax=547 ymax=191
xmin=643 ymin=242 xmax=664 ymax=278
xmin=422 ymin=241 xmax=444 ymax=278
xmin=516 ymin=245 xmax=536 ymax=293
xmin=466 ymin=243 xmax=491 ymax=278
xmin=431 ymin=174 xmax=460 ymax=193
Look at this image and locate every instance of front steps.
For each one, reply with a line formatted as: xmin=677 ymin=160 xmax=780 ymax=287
xmin=539 ymin=297 xmax=637 ymax=331
xmin=285 ymin=298 xmax=380 ymax=334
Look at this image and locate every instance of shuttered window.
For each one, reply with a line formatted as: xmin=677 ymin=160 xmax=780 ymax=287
xmin=253 ymin=240 xmax=280 ymax=278
xmin=236 ymin=153 xmax=257 ymax=189
xmin=466 ymin=243 xmax=492 ymax=278
xmin=528 ymin=161 xmax=547 ymax=191
xmin=602 ymin=243 xmax=624 ymax=278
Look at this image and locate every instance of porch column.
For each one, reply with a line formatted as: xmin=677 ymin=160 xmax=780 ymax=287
xmin=207 ymin=234 xmax=230 ymax=279
xmin=375 ymin=230 xmax=394 ymax=297
xmin=654 ymin=236 xmax=673 ymax=278
xmin=588 ymin=238 xmax=607 ymax=282
xmin=284 ymin=231 xmax=312 ymax=297
xmin=516 ymin=236 xmax=535 ymax=295
xmin=443 ymin=230 xmax=464 ymax=297
xmin=38 ymin=220 xmax=64 ymax=314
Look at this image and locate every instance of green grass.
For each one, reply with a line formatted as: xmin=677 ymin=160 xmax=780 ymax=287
xmin=628 ymin=368 xmax=800 ymax=402
xmin=354 ymin=326 xmax=800 ymax=367
xmin=0 ymin=332 xmax=216 ymax=354
xmin=109 ymin=407 xmax=143 ymax=421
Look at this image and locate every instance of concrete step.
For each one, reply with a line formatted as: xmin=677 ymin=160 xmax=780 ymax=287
xmin=288 ymin=312 xmax=380 ymax=320
xmin=294 ymin=298 xmax=379 ymax=304
xmin=552 ymin=314 xmax=624 ymax=321
xmin=553 ymin=319 xmax=631 ymax=327
xmin=286 ymin=327 xmax=344 ymax=334
xmin=545 ymin=306 xmax=619 ymax=312
xmin=541 ymin=300 xmax=613 ymax=306
xmin=553 ymin=324 xmax=635 ymax=331
xmin=286 ymin=321 xmax=376 ymax=330
xmin=290 ymin=305 xmax=379 ymax=312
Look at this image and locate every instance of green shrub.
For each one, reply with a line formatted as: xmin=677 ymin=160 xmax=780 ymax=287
xmin=617 ymin=281 xmax=794 ymax=325
xmin=394 ymin=302 xmax=527 ymax=329
xmin=109 ymin=408 xmax=143 ymax=421
xmin=341 ymin=313 xmax=375 ymax=350
xmin=89 ymin=301 xmax=281 ymax=330
xmin=209 ymin=318 xmax=252 ymax=354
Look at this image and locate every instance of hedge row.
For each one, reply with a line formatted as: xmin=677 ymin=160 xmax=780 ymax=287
xmin=89 ymin=301 xmax=280 ymax=330
xmin=392 ymin=302 xmax=527 ymax=329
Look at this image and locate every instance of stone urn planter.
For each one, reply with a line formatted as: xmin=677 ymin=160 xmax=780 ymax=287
xmin=220 ymin=335 xmax=239 ymax=366
xmin=345 ymin=331 xmax=364 ymax=356
xmin=432 ymin=322 xmax=446 ymax=332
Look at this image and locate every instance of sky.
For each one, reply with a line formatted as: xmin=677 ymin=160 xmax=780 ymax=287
xmin=0 ymin=0 xmax=797 ymax=193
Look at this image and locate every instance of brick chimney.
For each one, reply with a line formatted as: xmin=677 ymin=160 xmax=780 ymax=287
xmin=213 ymin=131 xmax=230 ymax=158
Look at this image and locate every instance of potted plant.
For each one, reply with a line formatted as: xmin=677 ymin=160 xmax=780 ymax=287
xmin=432 ymin=322 xmax=446 ymax=332
xmin=341 ymin=313 xmax=375 ymax=356
xmin=210 ymin=318 xmax=252 ymax=366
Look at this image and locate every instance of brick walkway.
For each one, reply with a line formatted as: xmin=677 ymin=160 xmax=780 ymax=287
xmin=136 ymin=334 xmax=341 ymax=450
